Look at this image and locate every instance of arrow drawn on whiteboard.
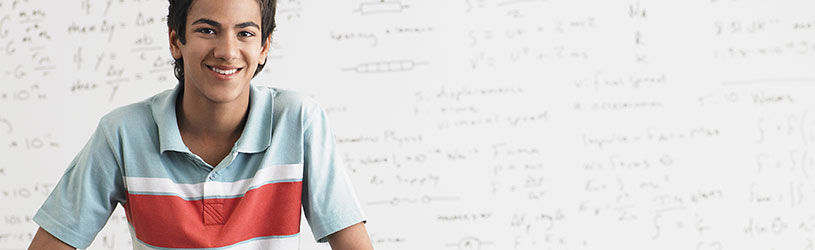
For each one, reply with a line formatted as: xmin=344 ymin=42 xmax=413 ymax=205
xmin=444 ymin=236 xmax=494 ymax=250
xmin=366 ymin=195 xmax=459 ymax=206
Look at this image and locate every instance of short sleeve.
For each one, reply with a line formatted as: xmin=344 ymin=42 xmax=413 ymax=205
xmin=33 ymin=120 xmax=126 ymax=249
xmin=301 ymin=105 xmax=366 ymax=243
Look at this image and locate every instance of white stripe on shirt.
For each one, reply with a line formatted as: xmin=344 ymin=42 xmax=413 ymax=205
xmin=125 ymin=164 xmax=303 ymax=199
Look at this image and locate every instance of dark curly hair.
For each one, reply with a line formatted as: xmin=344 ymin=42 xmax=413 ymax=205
xmin=167 ymin=0 xmax=277 ymax=84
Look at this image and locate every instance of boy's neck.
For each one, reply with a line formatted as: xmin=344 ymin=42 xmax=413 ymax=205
xmin=175 ymin=86 xmax=249 ymax=143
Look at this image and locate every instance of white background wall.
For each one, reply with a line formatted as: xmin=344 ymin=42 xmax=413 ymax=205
xmin=2 ymin=0 xmax=815 ymax=249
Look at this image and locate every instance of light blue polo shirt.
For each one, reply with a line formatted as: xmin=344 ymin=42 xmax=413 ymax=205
xmin=33 ymin=83 xmax=366 ymax=249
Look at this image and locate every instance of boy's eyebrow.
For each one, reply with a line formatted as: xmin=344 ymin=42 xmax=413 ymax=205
xmin=236 ymin=22 xmax=260 ymax=29
xmin=192 ymin=18 xmax=259 ymax=29
xmin=192 ymin=18 xmax=220 ymax=27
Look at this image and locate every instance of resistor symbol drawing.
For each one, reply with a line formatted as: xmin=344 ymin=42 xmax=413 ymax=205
xmin=344 ymin=60 xmax=426 ymax=74
xmin=353 ymin=0 xmax=409 ymax=15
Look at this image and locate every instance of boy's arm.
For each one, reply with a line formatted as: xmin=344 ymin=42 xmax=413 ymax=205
xmin=327 ymin=222 xmax=374 ymax=250
xmin=28 ymin=227 xmax=76 ymax=250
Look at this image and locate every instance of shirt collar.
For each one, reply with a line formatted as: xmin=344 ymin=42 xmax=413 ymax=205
xmin=152 ymin=84 xmax=273 ymax=154
xmin=234 ymin=84 xmax=274 ymax=153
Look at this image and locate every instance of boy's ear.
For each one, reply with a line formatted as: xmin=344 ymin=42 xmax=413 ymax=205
xmin=169 ymin=28 xmax=183 ymax=60
xmin=258 ymin=34 xmax=271 ymax=65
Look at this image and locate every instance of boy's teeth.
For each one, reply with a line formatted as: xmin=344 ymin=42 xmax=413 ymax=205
xmin=211 ymin=67 xmax=237 ymax=75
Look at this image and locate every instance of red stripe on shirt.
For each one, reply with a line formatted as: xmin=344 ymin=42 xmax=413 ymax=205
xmin=123 ymin=181 xmax=302 ymax=248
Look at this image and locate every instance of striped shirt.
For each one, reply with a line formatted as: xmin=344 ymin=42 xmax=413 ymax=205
xmin=34 ymin=84 xmax=366 ymax=249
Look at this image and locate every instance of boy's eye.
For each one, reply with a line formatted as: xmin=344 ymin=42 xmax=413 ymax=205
xmin=196 ymin=28 xmax=215 ymax=35
xmin=239 ymin=31 xmax=255 ymax=37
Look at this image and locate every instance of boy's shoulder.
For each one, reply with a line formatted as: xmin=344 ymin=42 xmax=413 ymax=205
xmin=255 ymin=85 xmax=324 ymax=114
xmin=97 ymin=88 xmax=174 ymax=133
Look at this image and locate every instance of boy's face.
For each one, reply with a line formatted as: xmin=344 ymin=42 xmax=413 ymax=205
xmin=169 ymin=0 xmax=270 ymax=105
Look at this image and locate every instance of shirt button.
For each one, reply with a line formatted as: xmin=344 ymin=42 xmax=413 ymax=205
xmin=209 ymin=175 xmax=217 ymax=181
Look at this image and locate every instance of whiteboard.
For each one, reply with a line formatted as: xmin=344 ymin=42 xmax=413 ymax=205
xmin=2 ymin=0 xmax=815 ymax=249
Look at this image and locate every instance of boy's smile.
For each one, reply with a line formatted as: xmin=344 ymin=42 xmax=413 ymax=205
xmin=207 ymin=64 xmax=242 ymax=80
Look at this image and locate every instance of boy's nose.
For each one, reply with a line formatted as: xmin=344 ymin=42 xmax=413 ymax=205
xmin=213 ymin=35 xmax=240 ymax=61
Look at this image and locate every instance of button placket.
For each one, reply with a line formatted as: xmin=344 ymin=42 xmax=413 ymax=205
xmin=202 ymin=175 xmax=225 ymax=225
xmin=200 ymin=150 xmax=237 ymax=225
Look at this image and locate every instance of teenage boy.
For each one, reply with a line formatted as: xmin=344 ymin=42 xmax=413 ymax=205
xmin=28 ymin=0 xmax=372 ymax=249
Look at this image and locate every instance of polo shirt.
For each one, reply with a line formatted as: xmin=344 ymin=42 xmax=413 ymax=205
xmin=33 ymin=83 xmax=366 ymax=249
